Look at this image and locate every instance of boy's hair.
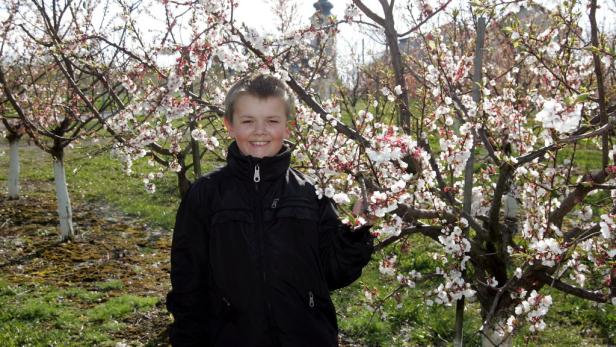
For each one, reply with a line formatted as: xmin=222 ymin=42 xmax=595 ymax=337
xmin=224 ymin=74 xmax=295 ymax=122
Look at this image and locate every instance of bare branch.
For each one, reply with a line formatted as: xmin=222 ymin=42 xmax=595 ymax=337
xmin=550 ymin=170 xmax=607 ymax=228
xmin=589 ymin=0 xmax=609 ymax=168
xmin=395 ymin=204 xmax=456 ymax=222
xmin=515 ymin=123 xmax=614 ymax=167
xmin=536 ymin=272 xmax=609 ymax=303
xmin=398 ymin=0 xmax=453 ymax=37
xmin=352 ymin=0 xmax=386 ymax=27
xmin=375 ymin=224 xmax=442 ymax=251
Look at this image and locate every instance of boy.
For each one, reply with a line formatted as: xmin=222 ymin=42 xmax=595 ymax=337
xmin=167 ymin=74 xmax=374 ymax=346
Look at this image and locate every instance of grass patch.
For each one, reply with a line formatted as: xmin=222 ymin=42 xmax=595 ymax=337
xmin=63 ymin=287 xmax=105 ymax=302
xmin=0 ymin=280 xmax=106 ymax=346
xmin=94 ymin=279 xmax=124 ymax=292
xmin=0 ymin=277 xmax=159 ymax=346
xmin=87 ymin=294 xmax=158 ymax=322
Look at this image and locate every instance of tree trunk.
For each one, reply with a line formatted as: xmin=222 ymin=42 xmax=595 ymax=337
xmin=177 ymin=155 xmax=191 ymax=198
xmin=7 ymin=136 xmax=20 ymax=199
xmin=455 ymin=15 xmax=487 ymax=347
xmin=53 ymin=154 xmax=74 ymax=241
xmin=453 ymin=298 xmax=465 ymax=347
xmin=481 ymin=325 xmax=512 ymax=347
xmin=383 ymin=11 xmax=412 ymax=133
xmin=190 ymin=119 xmax=202 ymax=179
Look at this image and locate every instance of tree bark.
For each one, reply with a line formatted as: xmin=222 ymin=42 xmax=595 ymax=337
xmin=481 ymin=326 xmax=512 ymax=347
xmin=382 ymin=3 xmax=412 ymax=133
xmin=52 ymin=152 xmax=74 ymax=241
xmin=455 ymin=16 xmax=487 ymax=347
xmin=589 ymin=0 xmax=609 ymax=168
xmin=190 ymin=119 xmax=202 ymax=179
xmin=7 ymin=136 xmax=20 ymax=199
xmin=177 ymin=154 xmax=191 ymax=198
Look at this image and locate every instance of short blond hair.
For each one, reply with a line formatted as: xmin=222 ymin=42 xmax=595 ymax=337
xmin=224 ymin=74 xmax=295 ymax=122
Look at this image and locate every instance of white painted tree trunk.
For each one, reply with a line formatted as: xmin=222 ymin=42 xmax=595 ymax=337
xmin=53 ymin=157 xmax=74 ymax=241
xmin=481 ymin=326 xmax=513 ymax=347
xmin=8 ymin=138 xmax=20 ymax=199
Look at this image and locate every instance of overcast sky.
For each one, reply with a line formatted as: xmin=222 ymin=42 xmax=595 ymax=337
xmin=233 ymin=0 xmax=615 ymax=74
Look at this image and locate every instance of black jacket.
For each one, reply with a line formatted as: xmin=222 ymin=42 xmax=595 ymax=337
xmin=167 ymin=142 xmax=374 ymax=347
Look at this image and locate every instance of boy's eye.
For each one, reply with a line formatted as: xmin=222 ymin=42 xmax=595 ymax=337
xmin=269 ymin=119 xmax=279 ymax=124
xmin=242 ymin=120 xmax=253 ymax=124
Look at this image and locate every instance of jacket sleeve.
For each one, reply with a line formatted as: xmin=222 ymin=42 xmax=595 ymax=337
xmin=166 ymin=182 xmax=209 ymax=346
xmin=317 ymin=197 xmax=375 ymax=291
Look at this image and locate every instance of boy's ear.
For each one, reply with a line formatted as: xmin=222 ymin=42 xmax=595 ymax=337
xmin=223 ymin=117 xmax=235 ymax=137
xmin=284 ymin=119 xmax=292 ymax=139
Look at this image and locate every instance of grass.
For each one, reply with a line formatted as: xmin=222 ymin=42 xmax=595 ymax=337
xmin=2 ymin=138 xmax=193 ymax=229
xmin=0 ymin=277 xmax=158 ymax=347
xmin=1 ymin=139 xmax=614 ymax=346
xmin=86 ymin=294 xmax=158 ymax=322
xmin=94 ymin=279 xmax=125 ymax=292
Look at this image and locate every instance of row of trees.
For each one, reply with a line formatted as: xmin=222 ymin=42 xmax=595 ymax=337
xmin=1 ymin=0 xmax=615 ymax=345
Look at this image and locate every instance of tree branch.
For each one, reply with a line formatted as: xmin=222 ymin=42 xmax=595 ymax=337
xmin=352 ymin=0 xmax=386 ymax=27
xmin=398 ymin=0 xmax=452 ymax=37
xmin=536 ymin=272 xmax=608 ymax=303
xmin=550 ymin=170 xmax=607 ymax=229
xmin=589 ymin=0 xmax=609 ymax=168
xmin=375 ymin=224 xmax=442 ymax=251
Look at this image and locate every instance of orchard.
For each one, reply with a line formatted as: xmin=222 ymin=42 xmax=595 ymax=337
xmin=0 ymin=0 xmax=614 ymax=346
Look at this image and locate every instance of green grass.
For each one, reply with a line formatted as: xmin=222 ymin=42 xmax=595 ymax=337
xmin=67 ymin=143 xmax=184 ymax=229
xmin=0 ymin=277 xmax=157 ymax=347
xmin=86 ymin=294 xmax=158 ymax=322
xmin=0 ymin=138 xmax=213 ymax=229
xmin=94 ymin=279 xmax=124 ymax=292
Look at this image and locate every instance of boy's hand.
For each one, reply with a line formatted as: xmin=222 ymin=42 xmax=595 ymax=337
xmin=352 ymin=197 xmax=376 ymax=226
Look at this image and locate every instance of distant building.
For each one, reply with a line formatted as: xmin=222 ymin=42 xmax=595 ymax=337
xmin=308 ymin=0 xmax=338 ymax=99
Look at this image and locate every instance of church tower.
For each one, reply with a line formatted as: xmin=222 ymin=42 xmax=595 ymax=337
xmin=309 ymin=0 xmax=337 ymax=99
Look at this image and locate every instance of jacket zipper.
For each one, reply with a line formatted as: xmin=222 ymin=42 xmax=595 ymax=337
xmin=308 ymin=291 xmax=315 ymax=308
xmin=252 ymin=162 xmax=271 ymax=316
xmin=253 ymin=163 xmax=261 ymax=190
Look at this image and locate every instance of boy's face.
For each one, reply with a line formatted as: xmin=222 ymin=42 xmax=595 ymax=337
xmin=224 ymin=94 xmax=290 ymax=158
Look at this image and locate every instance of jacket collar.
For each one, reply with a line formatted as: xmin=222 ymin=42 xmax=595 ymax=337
xmin=226 ymin=141 xmax=293 ymax=182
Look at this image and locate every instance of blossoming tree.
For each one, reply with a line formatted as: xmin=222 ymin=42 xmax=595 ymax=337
xmin=0 ymin=5 xmax=28 ymax=200
xmin=0 ymin=0 xmax=113 ymax=241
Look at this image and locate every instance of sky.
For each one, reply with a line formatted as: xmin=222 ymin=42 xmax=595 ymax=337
xmin=232 ymin=0 xmax=616 ymax=62
xmin=233 ymin=0 xmax=385 ymax=70
xmin=4 ymin=0 xmax=613 ymax=74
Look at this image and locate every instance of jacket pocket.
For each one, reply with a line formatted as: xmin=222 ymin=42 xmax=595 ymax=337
xmin=273 ymin=197 xmax=319 ymax=221
xmin=306 ymin=289 xmax=338 ymax=331
xmin=211 ymin=209 xmax=253 ymax=225
xmin=206 ymin=287 xmax=234 ymax=319
xmin=210 ymin=295 xmax=238 ymax=346
xmin=276 ymin=206 xmax=319 ymax=221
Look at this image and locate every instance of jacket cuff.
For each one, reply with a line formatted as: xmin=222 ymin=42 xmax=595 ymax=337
xmin=345 ymin=224 xmax=374 ymax=243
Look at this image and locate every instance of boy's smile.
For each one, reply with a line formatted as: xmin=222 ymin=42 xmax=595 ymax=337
xmin=224 ymin=94 xmax=290 ymax=158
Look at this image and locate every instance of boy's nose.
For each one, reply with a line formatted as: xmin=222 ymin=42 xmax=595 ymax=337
xmin=254 ymin=121 xmax=266 ymax=133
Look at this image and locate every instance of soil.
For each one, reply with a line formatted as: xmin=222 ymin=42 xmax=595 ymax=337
xmin=0 ymin=179 xmax=172 ymax=346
